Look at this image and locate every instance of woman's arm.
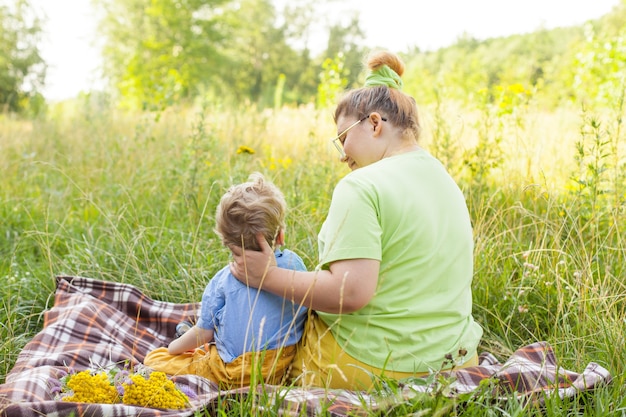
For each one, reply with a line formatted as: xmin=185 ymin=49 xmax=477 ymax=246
xmin=167 ymin=325 xmax=214 ymax=354
xmin=229 ymin=234 xmax=379 ymax=313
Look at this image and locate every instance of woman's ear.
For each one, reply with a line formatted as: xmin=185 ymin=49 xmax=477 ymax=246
xmin=368 ymin=112 xmax=384 ymax=136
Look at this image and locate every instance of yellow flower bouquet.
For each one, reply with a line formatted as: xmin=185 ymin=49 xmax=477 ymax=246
xmin=52 ymin=363 xmax=195 ymax=409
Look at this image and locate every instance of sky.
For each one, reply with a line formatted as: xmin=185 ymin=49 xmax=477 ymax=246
xmin=31 ymin=0 xmax=621 ymax=101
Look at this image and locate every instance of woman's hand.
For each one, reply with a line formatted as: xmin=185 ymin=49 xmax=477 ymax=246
xmin=230 ymin=232 xmax=379 ymax=313
xmin=229 ymin=233 xmax=277 ymax=289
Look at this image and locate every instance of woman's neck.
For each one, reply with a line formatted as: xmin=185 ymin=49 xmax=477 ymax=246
xmin=383 ymin=140 xmax=421 ymax=159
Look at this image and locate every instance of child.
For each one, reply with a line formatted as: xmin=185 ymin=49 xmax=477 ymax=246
xmin=144 ymin=173 xmax=307 ymax=387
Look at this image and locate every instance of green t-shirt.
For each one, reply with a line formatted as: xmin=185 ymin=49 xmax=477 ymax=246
xmin=316 ymin=150 xmax=483 ymax=373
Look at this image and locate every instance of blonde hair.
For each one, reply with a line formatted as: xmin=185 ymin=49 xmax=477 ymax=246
xmin=215 ymin=172 xmax=286 ymax=251
xmin=334 ymin=50 xmax=420 ymax=141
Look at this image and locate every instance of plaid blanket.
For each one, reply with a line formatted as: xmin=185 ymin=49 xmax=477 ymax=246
xmin=0 ymin=276 xmax=612 ymax=417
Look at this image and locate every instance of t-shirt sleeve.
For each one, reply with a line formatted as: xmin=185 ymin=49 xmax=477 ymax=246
xmin=196 ymin=272 xmax=226 ymax=330
xmin=317 ymin=176 xmax=382 ymax=268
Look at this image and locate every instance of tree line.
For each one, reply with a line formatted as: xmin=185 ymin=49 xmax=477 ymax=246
xmin=1 ymin=0 xmax=625 ymax=114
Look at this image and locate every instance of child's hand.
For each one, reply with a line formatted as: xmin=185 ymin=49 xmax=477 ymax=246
xmin=168 ymin=325 xmax=213 ymax=354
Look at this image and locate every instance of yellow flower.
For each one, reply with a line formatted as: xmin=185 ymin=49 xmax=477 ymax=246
xmin=507 ymin=83 xmax=526 ymax=95
xmin=122 ymin=371 xmax=189 ymax=409
xmin=58 ymin=367 xmax=190 ymax=410
xmin=236 ymin=145 xmax=255 ymax=154
xmin=62 ymin=370 xmax=119 ymax=404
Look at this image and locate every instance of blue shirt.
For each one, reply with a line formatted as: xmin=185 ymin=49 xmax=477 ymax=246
xmin=196 ymin=249 xmax=308 ymax=363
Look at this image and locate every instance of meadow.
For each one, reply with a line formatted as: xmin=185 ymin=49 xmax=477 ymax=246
xmin=1 ymin=95 xmax=625 ymax=415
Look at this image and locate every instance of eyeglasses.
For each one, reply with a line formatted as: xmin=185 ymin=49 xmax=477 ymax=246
xmin=330 ymin=114 xmax=387 ymax=159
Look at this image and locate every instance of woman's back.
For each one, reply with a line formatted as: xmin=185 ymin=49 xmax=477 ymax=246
xmin=316 ymin=149 xmax=482 ymax=372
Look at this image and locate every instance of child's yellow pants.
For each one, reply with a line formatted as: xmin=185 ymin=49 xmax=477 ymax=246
xmin=144 ymin=343 xmax=296 ymax=388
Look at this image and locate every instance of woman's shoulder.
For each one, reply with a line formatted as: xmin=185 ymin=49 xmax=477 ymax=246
xmin=362 ymin=149 xmax=444 ymax=178
xmin=335 ymin=150 xmax=450 ymax=199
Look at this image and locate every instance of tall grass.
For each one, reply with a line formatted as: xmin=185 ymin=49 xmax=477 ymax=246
xmin=1 ymin=95 xmax=625 ymax=414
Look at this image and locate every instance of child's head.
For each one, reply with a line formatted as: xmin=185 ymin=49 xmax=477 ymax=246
xmin=215 ymin=172 xmax=286 ymax=251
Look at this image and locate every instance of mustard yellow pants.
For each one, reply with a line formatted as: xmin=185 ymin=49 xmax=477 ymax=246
xmin=144 ymin=343 xmax=296 ymax=388
xmin=289 ymin=313 xmax=479 ymax=391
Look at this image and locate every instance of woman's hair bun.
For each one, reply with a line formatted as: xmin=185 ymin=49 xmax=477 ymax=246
xmin=367 ymin=51 xmax=405 ymax=78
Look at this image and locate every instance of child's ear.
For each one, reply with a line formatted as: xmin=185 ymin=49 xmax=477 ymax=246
xmin=275 ymin=229 xmax=285 ymax=246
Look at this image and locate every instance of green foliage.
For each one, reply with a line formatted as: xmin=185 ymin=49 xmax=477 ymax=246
xmin=449 ymin=82 xmax=532 ymax=190
xmin=94 ymin=0 xmax=230 ymax=110
xmin=93 ymin=0 xmax=332 ymax=110
xmin=568 ymin=23 xmax=626 ymax=108
xmin=216 ymin=0 xmax=305 ymax=107
xmin=569 ymin=114 xmax=613 ymax=221
xmin=87 ymin=0 xmax=372 ymax=110
xmin=273 ymin=73 xmax=285 ymax=109
xmin=401 ymin=16 xmax=625 ymax=112
xmin=316 ymin=53 xmax=348 ymax=109
xmin=0 ymin=0 xmax=45 ymax=113
xmin=20 ymin=0 xmax=622 ymax=113
xmin=598 ymin=0 xmax=626 ymax=37
xmin=421 ymin=95 xmax=464 ymax=177
xmin=324 ymin=13 xmax=366 ymax=88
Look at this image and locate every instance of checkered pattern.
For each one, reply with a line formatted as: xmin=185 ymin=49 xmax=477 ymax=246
xmin=0 ymin=276 xmax=613 ymax=416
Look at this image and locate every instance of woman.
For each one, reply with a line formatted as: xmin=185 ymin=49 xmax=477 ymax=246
xmin=229 ymin=50 xmax=483 ymax=390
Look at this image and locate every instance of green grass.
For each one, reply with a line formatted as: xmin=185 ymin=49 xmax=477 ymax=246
xmin=1 ymin=98 xmax=625 ymax=415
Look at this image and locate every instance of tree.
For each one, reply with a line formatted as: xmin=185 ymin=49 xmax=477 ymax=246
xmin=0 ymin=0 xmax=45 ymax=113
xmin=94 ymin=0 xmax=231 ymax=110
xmin=95 ymin=0 xmax=332 ymax=109
xmin=216 ymin=0 xmax=293 ymax=106
xmin=324 ymin=15 xmax=365 ymax=89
